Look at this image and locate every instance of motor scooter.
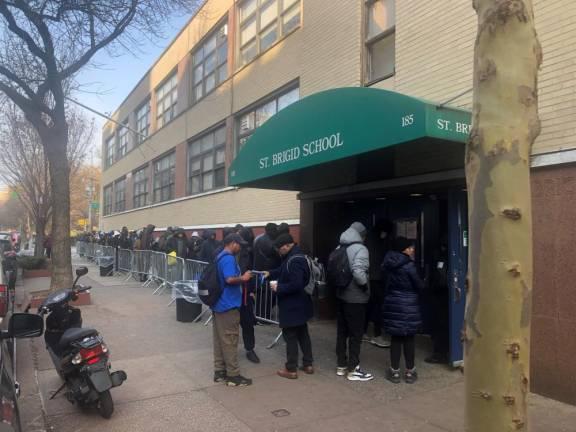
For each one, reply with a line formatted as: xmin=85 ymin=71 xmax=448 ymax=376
xmin=34 ymin=267 xmax=126 ymax=418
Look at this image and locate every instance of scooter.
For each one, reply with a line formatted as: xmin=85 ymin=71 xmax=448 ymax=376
xmin=35 ymin=267 xmax=127 ymax=418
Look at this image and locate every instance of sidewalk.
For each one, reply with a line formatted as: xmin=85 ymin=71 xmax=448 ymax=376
xmin=17 ymin=259 xmax=576 ymax=432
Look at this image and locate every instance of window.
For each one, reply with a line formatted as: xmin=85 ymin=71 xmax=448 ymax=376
xmin=188 ymin=126 xmax=226 ymax=195
xmin=153 ymin=152 xmax=176 ymax=203
xmin=117 ymin=121 xmax=129 ymax=159
xmin=192 ymin=22 xmax=228 ymax=103
xmin=114 ymin=177 xmax=126 ymax=213
xmin=366 ymin=0 xmax=396 ymax=82
xmin=133 ymin=166 xmax=149 ymax=208
xmin=156 ymin=73 xmax=178 ymax=129
xmin=105 ymin=136 xmax=115 ymax=168
xmin=238 ymin=0 xmax=301 ymax=67
xmin=103 ymin=185 xmax=113 ymax=216
xmin=237 ymin=86 xmax=299 ymax=150
xmin=136 ymin=101 xmax=151 ymax=143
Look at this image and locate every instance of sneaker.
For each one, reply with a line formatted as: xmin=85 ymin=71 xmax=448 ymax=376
xmin=386 ymin=368 xmax=401 ymax=384
xmin=246 ymin=350 xmax=261 ymax=364
xmin=405 ymin=368 xmax=418 ymax=384
xmin=346 ymin=366 xmax=374 ymax=382
xmin=214 ymin=370 xmax=227 ymax=383
xmin=336 ymin=366 xmax=347 ymax=376
xmin=299 ymin=365 xmax=314 ymax=375
xmin=226 ymin=375 xmax=253 ymax=387
xmin=371 ymin=336 xmax=391 ymax=348
xmin=362 ymin=334 xmax=373 ymax=343
xmin=277 ymin=369 xmax=298 ymax=380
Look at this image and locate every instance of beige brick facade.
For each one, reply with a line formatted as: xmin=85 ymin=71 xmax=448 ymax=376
xmin=101 ymin=0 xmax=576 ymax=231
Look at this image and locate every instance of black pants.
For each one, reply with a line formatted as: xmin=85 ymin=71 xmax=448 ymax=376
xmin=282 ymin=324 xmax=313 ymax=372
xmin=336 ymin=302 xmax=366 ymax=371
xmin=240 ymin=296 xmax=256 ymax=352
xmin=390 ymin=335 xmax=416 ymax=370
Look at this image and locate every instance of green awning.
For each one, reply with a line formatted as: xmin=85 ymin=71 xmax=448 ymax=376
xmin=229 ymin=87 xmax=471 ymax=188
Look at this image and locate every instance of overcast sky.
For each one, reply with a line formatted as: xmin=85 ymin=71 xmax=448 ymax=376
xmin=74 ymin=13 xmax=193 ymax=165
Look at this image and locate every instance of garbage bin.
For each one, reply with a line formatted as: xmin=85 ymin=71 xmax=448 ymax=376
xmin=98 ymin=256 xmax=114 ymax=277
xmin=173 ymin=281 xmax=202 ymax=322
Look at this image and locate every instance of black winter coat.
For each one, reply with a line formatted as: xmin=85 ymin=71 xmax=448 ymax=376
xmin=269 ymin=246 xmax=313 ymax=328
xmin=253 ymin=234 xmax=281 ymax=271
xmin=381 ymin=251 xmax=424 ymax=336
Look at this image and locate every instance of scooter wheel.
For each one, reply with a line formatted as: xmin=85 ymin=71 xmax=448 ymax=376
xmin=97 ymin=390 xmax=114 ymax=419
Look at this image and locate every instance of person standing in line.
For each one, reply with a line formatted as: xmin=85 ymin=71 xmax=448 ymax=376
xmin=199 ymin=229 xmax=220 ymax=263
xmin=268 ymin=234 xmax=314 ymax=380
xmin=237 ymin=227 xmax=260 ymax=364
xmin=44 ymin=234 xmax=52 ymax=259
xmin=381 ymin=237 xmax=424 ymax=384
xmin=253 ymin=223 xmax=281 ymax=321
xmin=335 ymin=222 xmax=375 ymax=381
xmin=213 ymin=233 xmax=253 ymax=387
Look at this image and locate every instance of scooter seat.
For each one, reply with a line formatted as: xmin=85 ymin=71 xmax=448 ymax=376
xmin=59 ymin=327 xmax=98 ymax=348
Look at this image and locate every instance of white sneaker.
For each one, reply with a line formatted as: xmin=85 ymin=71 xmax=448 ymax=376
xmin=371 ymin=335 xmax=391 ymax=348
xmin=346 ymin=366 xmax=374 ymax=381
xmin=362 ymin=334 xmax=373 ymax=343
xmin=336 ymin=367 xmax=347 ymax=376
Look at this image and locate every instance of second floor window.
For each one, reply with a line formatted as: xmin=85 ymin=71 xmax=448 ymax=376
xmin=114 ymin=177 xmax=126 ymax=213
xmin=239 ymin=0 xmax=301 ymax=67
xmin=105 ymin=136 xmax=115 ymax=168
xmin=237 ymin=86 xmax=299 ymax=150
xmin=133 ymin=166 xmax=149 ymax=208
xmin=156 ymin=73 xmax=178 ymax=129
xmin=136 ymin=101 xmax=151 ymax=143
xmin=103 ymin=185 xmax=113 ymax=216
xmin=188 ymin=126 xmax=226 ymax=195
xmin=117 ymin=121 xmax=129 ymax=159
xmin=153 ymin=152 xmax=176 ymax=203
xmin=192 ymin=22 xmax=228 ymax=103
xmin=366 ymin=0 xmax=396 ymax=83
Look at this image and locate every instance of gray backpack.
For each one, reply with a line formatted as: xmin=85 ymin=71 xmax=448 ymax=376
xmin=288 ymin=254 xmax=325 ymax=296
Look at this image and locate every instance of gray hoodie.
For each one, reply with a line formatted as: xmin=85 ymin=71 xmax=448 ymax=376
xmin=336 ymin=228 xmax=370 ymax=304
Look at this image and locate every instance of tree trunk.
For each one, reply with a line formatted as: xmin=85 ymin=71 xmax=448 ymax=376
xmin=34 ymin=219 xmax=45 ymax=258
xmin=465 ymin=1 xmax=541 ymax=431
xmin=42 ymin=126 xmax=73 ymax=290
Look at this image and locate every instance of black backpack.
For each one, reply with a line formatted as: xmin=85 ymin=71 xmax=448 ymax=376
xmin=198 ymin=254 xmax=226 ymax=307
xmin=326 ymin=243 xmax=360 ymax=289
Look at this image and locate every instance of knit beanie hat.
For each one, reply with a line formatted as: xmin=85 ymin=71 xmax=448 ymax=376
xmin=274 ymin=233 xmax=294 ymax=249
xmin=392 ymin=236 xmax=414 ymax=253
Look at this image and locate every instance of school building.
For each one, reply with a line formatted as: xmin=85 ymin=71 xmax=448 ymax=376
xmin=100 ymin=0 xmax=576 ymax=404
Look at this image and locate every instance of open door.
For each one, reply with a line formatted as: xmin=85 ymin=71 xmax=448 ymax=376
xmin=447 ymin=190 xmax=468 ymax=366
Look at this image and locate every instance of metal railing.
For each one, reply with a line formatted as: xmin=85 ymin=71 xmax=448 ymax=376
xmin=74 ymin=241 xmax=281 ymax=347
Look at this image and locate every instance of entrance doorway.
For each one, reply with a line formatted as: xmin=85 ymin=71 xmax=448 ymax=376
xmin=308 ymin=187 xmax=468 ymax=366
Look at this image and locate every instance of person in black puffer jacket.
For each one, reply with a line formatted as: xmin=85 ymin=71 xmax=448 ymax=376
xmin=381 ymin=237 xmax=424 ymax=385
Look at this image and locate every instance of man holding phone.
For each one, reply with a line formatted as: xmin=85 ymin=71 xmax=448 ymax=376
xmin=213 ymin=233 xmax=253 ymax=387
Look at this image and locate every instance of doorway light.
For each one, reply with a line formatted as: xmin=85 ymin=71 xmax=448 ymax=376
xmin=345 ymin=200 xmax=355 ymax=204
xmin=376 ymin=197 xmax=387 ymax=201
xmin=410 ymin=193 xmax=423 ymax=197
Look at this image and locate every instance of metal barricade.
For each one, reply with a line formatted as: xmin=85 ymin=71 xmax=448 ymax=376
xmin=132 ymin=250 xmax=152 ymax=284
xmin=179 ymin=259 xmax=210 ymax=323
xmin=76 ymin=241 xmax=86 ymax=257
xmin=166 ymin=256 xmax=185 ymax=287
xmin=253 ymin=272 xmax=283 ymax=349
xmin=117 ymin=248 xmax=134 ymax=279
xmin=150 ymin=252 xmax=168 ymax=294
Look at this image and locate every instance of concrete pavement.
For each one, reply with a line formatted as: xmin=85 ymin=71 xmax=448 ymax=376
xmin=17 ymin=258 xmax=576 ymax=432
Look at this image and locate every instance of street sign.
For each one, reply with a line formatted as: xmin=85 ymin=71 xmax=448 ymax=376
xmin=91 ymin=202 xmax=99 ymax=209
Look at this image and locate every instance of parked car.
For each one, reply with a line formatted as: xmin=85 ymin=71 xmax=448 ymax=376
xmin=0 ymin=233 xmax=12 ymax=255
xmin=0 ymin=259 xmax=45 ymax=431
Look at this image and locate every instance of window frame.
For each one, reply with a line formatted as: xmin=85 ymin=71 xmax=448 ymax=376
xmin=152 ymin=152 xmax=176 ymax=203
xmin=155 ymin=72 xmax=178 ymax=129
xmin=117 ymin=120 xmax=129 ymax=160
xmin=136 ymin=100 xmax=151 ymax=144
xmin=133 ymin=165 xmax=149 ymax=209
xmin=103 ymin=184 xmax=113 ymax=216
xmin=104 ymin=136 xmax=115 ymax=169
xmin=238 ymin=0 xmax=302 ymax=68
xmin=191 ymin=20 xmax=229 ymax=105
xmin=187 ymin=125 xmax=227 ymax=196
xmin=365 ymin=0 xmax=396 ymax=85
xmin=236 ymin=85 xmax=299 ymax=152
xmin=114 ymin=177 xmax=127 ymax=213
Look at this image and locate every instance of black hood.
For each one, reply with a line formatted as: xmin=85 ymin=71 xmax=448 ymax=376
xmin=145 ymin=224 xmax=155 ymax=233
xmin=382 ymin=250 xmax=412 ymax=271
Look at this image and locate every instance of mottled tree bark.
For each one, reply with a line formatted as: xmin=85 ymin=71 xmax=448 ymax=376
xmin=465 ymin=1 xmax=541 ymax=431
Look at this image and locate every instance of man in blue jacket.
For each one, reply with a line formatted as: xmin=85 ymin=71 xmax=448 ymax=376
xmin=213 ymin=233 xmax=253 ymax=387
xmin=268 ymin=234 xmax=314 ymax=379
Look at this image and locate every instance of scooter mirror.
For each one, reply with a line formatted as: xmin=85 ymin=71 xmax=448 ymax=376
xmin=76 ymin=267 xmax=89 ymax=277
xmin=8 ymin=313 xmax=44 ymax=339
